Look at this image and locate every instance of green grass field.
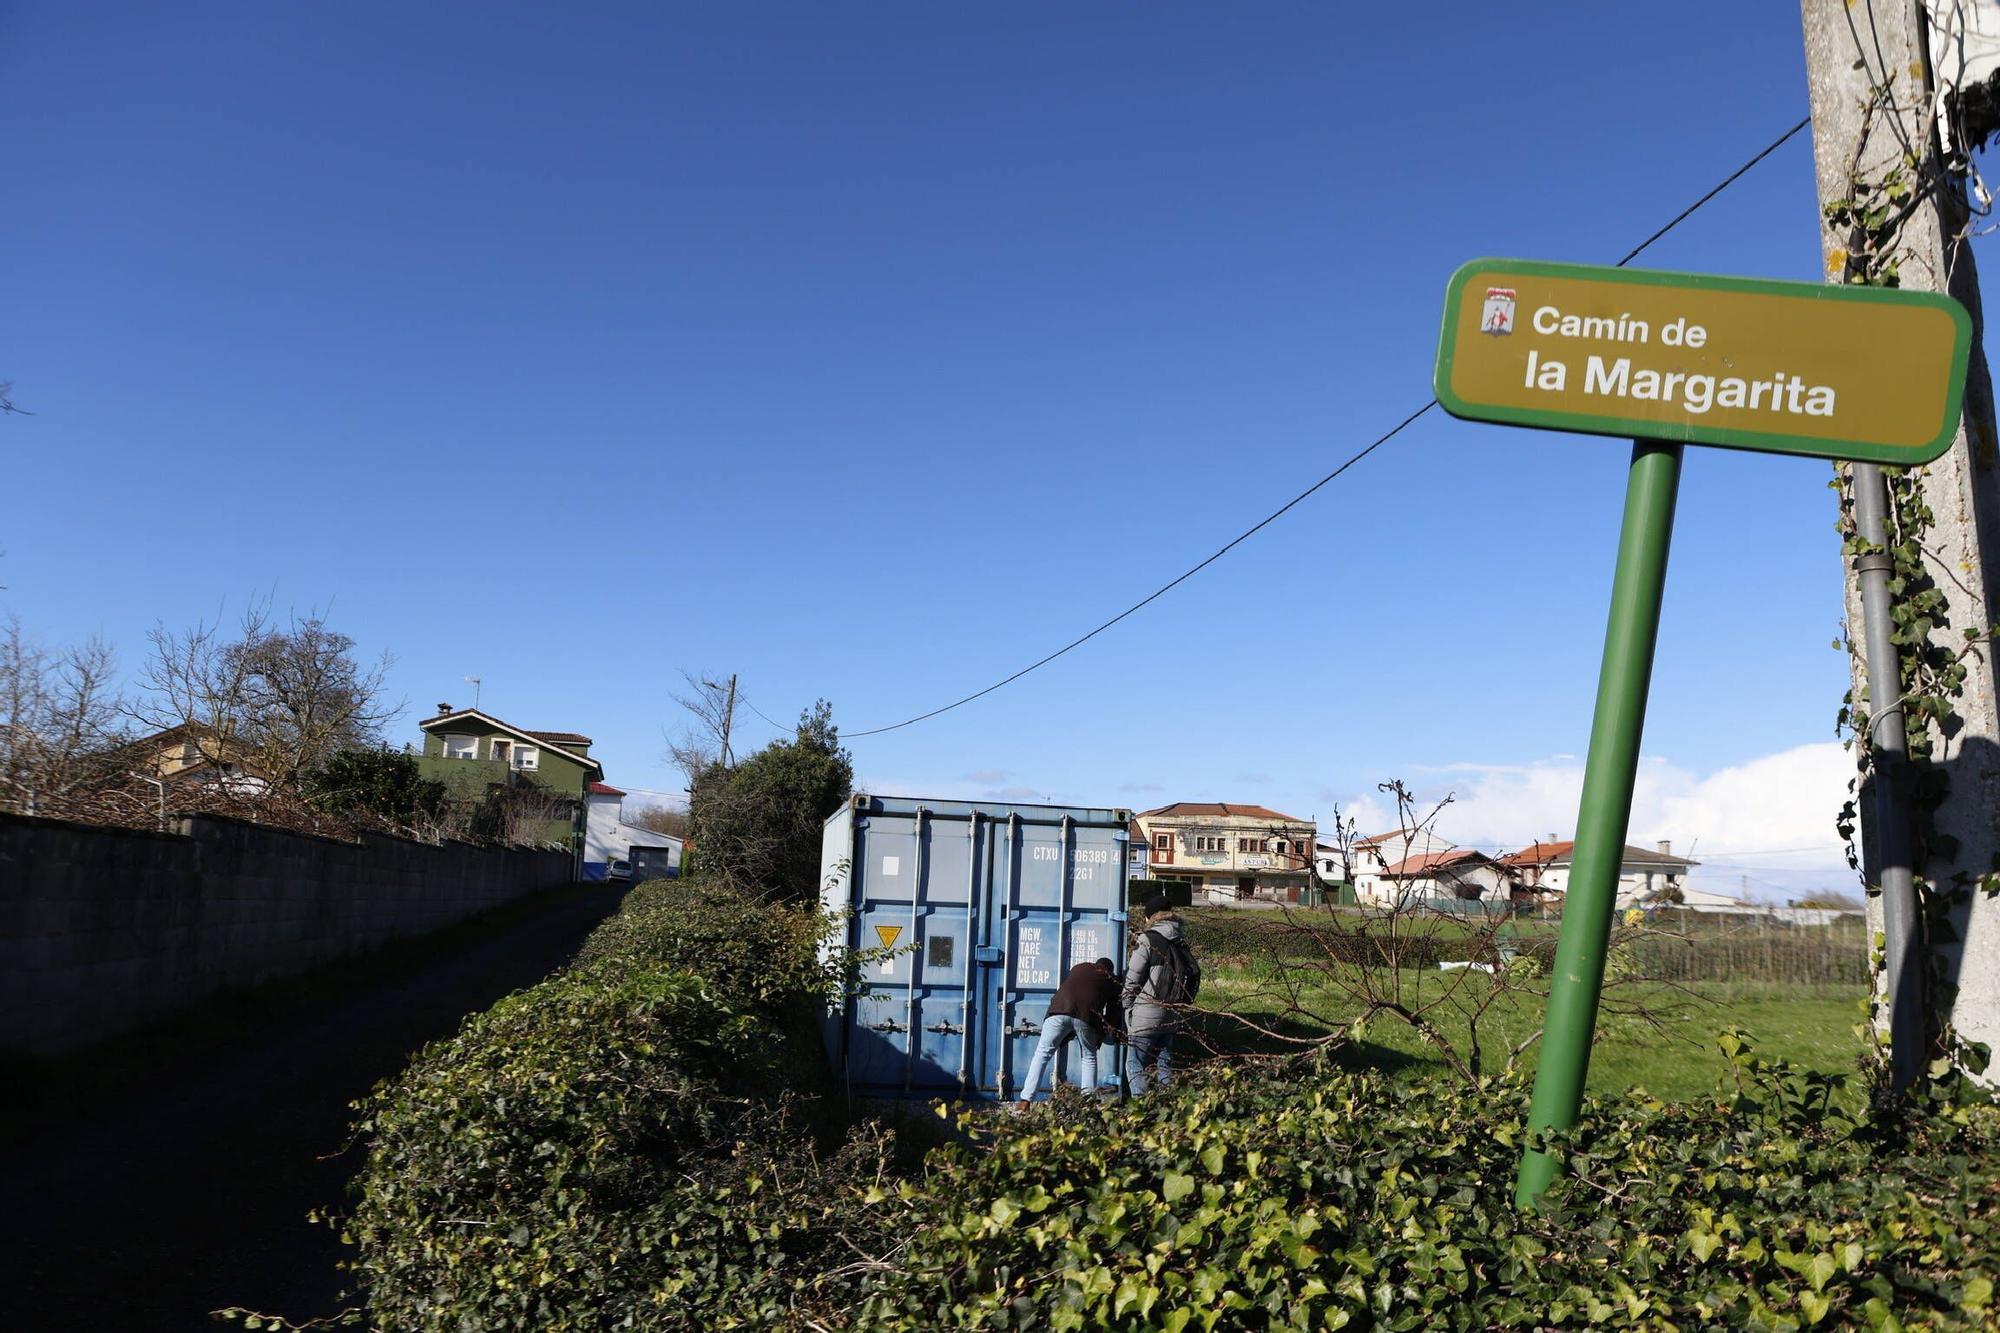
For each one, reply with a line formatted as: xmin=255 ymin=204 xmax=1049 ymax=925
xmin=1187 ymin=915 xmax=1869 ymax=1103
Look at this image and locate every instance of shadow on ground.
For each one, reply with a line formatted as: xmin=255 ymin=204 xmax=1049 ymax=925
xmin=0 ymin=882 xmax=623 ymax=1333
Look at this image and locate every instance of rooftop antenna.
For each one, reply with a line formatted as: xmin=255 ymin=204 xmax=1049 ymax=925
xmin=464 ymin=676 xmax=482 ymax=709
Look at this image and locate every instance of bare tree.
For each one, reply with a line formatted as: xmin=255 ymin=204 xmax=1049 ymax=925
xmin=0 ymin=616 xmax=127 ymax=815
xmin=132 ymin=601 xmax=398 ymax=791
xmin=628 ymin=803 xmax=690 ymax=839
xmin=665 ymin=670 xmax=738 ymax=780
xmin=1189 ymin=780 xmax=1675 ymax=1087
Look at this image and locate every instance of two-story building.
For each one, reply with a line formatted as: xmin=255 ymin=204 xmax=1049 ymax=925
xmin=109 ymin=722 xmax=271 ymax=794
xmin=415 ymin=705 xmax=602 ymax=865
xmin=1350 ymin=828 xmax=1459 ymax=905
xmin=1135 ymin=802 xmax=1317 ymax=905
xmin=1373 ymin=848 xmax=1517 ymax=905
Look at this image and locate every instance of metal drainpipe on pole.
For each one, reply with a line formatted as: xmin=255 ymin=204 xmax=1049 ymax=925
xmin=1852 ymin=462 xmax=1926 ymax=1093
xmin=1803 ymin=0 xmax=2000 ymax=1090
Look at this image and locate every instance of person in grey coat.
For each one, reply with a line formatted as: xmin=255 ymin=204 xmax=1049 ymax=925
xmin=1122 ymin=894 xmax=1200 ymax=1094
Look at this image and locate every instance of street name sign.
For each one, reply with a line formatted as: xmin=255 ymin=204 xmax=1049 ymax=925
xmin=1434 ymin=258 xmax=1972 ymax=465
xmin=1439 ymin=257 xmax=1979 ymax=1209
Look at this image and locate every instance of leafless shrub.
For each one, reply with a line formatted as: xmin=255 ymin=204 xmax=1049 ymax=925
xmin=1185 ymin=780 xmax=1675 ymax=1087
xmin=130 ymin=598 xmax=398 ymax=789
xmin=0 ymin=615 xmax=129 ymax=817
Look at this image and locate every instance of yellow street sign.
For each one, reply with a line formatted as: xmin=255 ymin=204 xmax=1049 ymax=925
xmin=1435 ymin=259 xmax=1971 ymax=464
xmin=874 ymin=924 xmax=902 ymax=950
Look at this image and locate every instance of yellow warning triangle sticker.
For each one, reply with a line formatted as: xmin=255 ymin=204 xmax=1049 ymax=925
xmin=874 ymin=924 xmax=903 ymax=949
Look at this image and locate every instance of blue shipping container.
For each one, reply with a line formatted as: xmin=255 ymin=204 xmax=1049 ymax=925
xmin=819 ymin=793 xmax=1131 ymax=1101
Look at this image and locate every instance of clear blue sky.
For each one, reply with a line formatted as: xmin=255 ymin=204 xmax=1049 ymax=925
xmin=0 ymin=4 xmax=1945 ymax=895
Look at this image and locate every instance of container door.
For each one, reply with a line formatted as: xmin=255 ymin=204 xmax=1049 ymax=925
xmin=1064 ymin=826 xmax=1125 ymax=1094
xmin=982 ymin=819 xmax=1131 ymax=1100
xmin=991 ymin=820 xmax=1069 ymax=1099
xmin=909 ymin=816 xmax=977 ymax=1092
xmin=844 ymin=809 xmax=976 ymax=1095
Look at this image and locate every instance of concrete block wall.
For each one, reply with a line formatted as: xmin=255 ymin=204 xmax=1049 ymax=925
xmin=0 ymin=812 xmax=573 ymax=1055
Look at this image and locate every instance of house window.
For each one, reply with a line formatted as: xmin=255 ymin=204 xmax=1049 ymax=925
xmin=1155 ymin=833 xmax=1170 ymax=851
xmin=440 ymin=734 xmax=478 ymax=759
xmin=513 ymin=746 xmax=539 ymax=771
xmin=1193 ymin=835 xmax=1225 ymax=853
xmin=491 ymin=739 xmax=511 ymax=763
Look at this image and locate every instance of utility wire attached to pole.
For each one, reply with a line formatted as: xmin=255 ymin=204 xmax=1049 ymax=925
xmin=845 ymin=116 xmax=1815 ymax=741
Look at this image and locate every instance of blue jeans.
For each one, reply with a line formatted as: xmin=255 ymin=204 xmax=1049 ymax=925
xmin=1018 ymin=1014 xmax=1101 ymax=1102
xmin=1127 ymin=1026 xmax=1174 ymax=1094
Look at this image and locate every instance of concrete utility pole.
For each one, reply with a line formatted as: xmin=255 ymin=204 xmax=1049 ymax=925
xmin=718 ymin=673 xmax=737 ymax=768
xmin=1802 ymin=0 xmax=2000 ymax=1081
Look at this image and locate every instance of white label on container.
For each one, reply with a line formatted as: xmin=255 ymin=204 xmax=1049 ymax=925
xmin=881 ymin=855 xmax=900 ymax=876
xmin=1015 ymin=925 xmax=1052 ymax=987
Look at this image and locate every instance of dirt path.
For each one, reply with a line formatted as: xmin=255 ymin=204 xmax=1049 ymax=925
xmin=1 ymin=883 xmax=624 ymax=1331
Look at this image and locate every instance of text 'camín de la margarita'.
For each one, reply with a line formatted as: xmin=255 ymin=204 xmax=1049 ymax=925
xmin=1521 ymin=305 xmax=1837 ymax=417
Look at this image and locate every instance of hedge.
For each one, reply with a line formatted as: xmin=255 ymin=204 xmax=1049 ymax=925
xmin=855 ymin=1045 xmax=2000 ymax=1331
xmin=572 ymin=877 xmax=834 ymax=1015
xmin=309 ymin=880 xmax=887 ymax=1332
xmin=245 ymin=887 xmax=1998 ymax=1332
xmin=1130 ymin=878 xmax=1194 ymax=909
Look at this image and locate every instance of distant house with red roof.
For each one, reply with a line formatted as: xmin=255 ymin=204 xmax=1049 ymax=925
xmin=1370 ymin=847 xmax=1517 ymax=905
xmin=1134 ymin=801 xmax=1317 ymax=905
xmin=1498 ymin=838 xmax=1699 ymax=907
xmin=1347 ymin=826 xmax=1462 ymax=905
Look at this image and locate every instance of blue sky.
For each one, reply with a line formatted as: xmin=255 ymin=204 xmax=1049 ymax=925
xmin=1 ymin=4 xmax=1934 ymax=897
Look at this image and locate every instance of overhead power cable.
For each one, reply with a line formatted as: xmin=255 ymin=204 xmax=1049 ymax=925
xmin=845 ymin=116 xmax=1815 ymax=740
xmin=740 ymin=695 xmax=792 ymax=734
xmin=1611 ymin=117 xmax=1811 ymax=267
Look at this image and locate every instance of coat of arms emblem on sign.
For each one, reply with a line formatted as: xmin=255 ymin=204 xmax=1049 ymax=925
xmin=1480 ymin=287 xmax=1517 ymax=335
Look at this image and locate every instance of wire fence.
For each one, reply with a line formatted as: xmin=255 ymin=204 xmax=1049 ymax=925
xmin=1183 ymin=904 xmax=1871 ymax=989
xmin=1625 ymin=911 xmax=1870 ymax=987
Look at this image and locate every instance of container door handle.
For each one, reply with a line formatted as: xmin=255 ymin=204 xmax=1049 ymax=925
xmin=870 ymin=1019 xmax=908 ymax=1034
xmin=924 ymin=1021 xmax=962 ymax=1035
xmin=1008 ymin=1020 xmax=1041 ymax=1037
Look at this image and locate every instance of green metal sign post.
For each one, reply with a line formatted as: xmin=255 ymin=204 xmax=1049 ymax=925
xmin=1512 ymin=438 xmax=1681 ymax=1206
xmin=1432 ymin=258 xmax=1972 ymax=1208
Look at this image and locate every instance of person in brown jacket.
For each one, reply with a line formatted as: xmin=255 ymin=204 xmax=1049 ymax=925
xmin=1015 ymin=957 xmax=1121 ymax=1107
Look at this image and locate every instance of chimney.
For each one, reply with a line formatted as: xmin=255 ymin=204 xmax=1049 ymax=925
xmin=437 ymin=702 xmax=453 ymax=716
xmin=1547 ymin=834 xmax=1559 ymax=845
xmin=1657 ymin=839 xmax=1672 ymax=856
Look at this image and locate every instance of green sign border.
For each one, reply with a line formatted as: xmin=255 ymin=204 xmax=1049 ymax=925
xmin=1433 ymin=258 xmax=1973 ymax=465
